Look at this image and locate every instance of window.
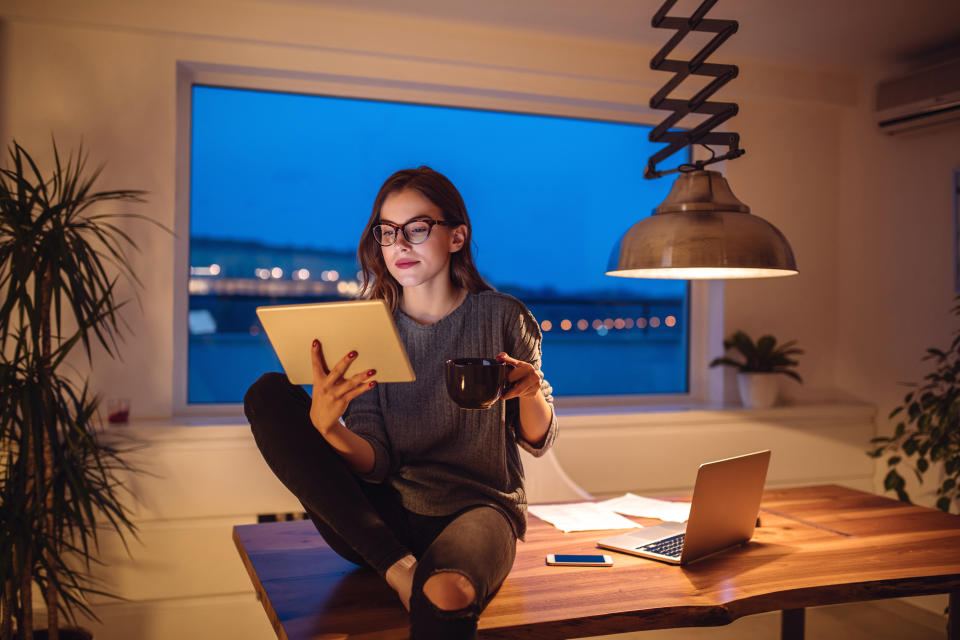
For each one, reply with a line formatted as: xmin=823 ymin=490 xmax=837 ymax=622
xmin=188 ymin=85 xmax=689 ymax=404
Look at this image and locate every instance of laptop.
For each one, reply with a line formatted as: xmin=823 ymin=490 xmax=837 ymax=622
xmin=597 ymin=450 xmax=771 ymax=565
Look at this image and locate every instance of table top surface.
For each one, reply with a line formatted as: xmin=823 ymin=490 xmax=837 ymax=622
xmin=234 ymin=485 xmax=960 ymax=640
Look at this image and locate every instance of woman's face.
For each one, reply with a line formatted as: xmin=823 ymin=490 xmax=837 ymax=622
xmin=378 ymin=188 xmax=465 ymax=291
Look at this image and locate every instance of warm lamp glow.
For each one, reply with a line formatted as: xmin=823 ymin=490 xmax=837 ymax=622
xmin=607 ymin=170 xmax=797 ymax=280
xmin=607 ymin=267 xmax=798 ymax=279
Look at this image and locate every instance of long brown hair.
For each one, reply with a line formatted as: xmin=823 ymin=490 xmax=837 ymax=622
xmin=358 ymin=166 xmax=492 ymax=312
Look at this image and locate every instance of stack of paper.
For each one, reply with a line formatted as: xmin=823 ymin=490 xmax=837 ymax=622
xmin=597 ymin=493 xmax=691 ymax=523
xmin=528 ymin=493 xmax=692 ymax=533
xmin=527 ymin=502 xmax=638 ymax=533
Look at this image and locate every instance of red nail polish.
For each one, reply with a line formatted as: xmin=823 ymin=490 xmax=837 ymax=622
xmin=369 ymin=381 xmax=376 ymax=388
xmin=367 ymin=369 xmax=376 ymax=377
xmin=348 ymin=351 xmax=358 ymax=359
xmin=312 ymin=339 xmax=319 ymax=348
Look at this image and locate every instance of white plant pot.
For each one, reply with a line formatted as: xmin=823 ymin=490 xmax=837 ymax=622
xmin=737 ymin=372 xmax=779 ymax=409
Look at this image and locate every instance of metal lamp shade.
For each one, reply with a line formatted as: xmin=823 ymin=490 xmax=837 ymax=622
xmin=606 ymin=170 xmax=798 ymax=279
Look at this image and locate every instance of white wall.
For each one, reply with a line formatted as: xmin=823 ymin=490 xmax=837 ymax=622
xmin=836 ymin=78 xmax=960 ymax=505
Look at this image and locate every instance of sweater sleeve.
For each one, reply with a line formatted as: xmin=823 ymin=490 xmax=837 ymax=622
xmin=342 ymin=386 xmax=392 ymax=483
xmin=503 ymin=299 xmax=558 ymax=457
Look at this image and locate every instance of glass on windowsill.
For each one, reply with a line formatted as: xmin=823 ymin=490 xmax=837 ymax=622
xmin=107 ymin=398 xmax=131 ymax=425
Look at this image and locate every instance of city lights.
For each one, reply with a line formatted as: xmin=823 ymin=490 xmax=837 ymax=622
xmin=188 ymin=279 xmax=211 ymax=295
xmin=522 ymin=315 xmax=679 ymax=335
xmin=336 ymin=280 xmax=361 ymax=296
xmin=189 ymin=263 xmax=221 ymax=277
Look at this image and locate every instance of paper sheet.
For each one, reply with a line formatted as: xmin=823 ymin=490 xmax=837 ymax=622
xmin=528 ymin=502 xmax=639 ymax=532
xmin=598 ymin=493 xmax=691 ymax=522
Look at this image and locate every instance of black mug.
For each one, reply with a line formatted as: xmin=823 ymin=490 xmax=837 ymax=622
xmin=444 ymin=358 xmax=512 ymax=409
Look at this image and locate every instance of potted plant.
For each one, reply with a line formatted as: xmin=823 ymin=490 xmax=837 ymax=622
xmin=0 ymin=140 xmax=155 ymax=639
xmin=868 ymin=297 xmax=960 ymax=513
xmin=709 ymin=330 xmax=804 ymax=408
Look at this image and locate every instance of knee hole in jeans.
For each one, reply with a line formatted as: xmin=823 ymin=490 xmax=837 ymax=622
xmin=422 ymin=570 xmax=477 ymax=611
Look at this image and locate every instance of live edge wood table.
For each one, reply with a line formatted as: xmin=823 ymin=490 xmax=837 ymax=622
xmin=233 ymin=485 xmax=960 ymax=639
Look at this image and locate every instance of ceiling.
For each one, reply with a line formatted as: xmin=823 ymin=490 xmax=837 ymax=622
xmin=297 ymin=0 xmax=960 ymax=74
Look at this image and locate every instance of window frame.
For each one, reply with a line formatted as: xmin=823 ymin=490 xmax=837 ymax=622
xmin=173 ymin=62 xmax=721 ymax=415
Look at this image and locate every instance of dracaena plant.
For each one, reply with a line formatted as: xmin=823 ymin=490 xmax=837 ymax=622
xmin=708 ymin=330 xmax=804 ymax=382
xmin=0 ymin=139 xmax=159 ymax=640
xmin=869 ymin=296 xmax=960 ymax=513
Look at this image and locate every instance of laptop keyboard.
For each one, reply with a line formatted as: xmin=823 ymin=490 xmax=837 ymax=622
xmin=639 ymin=533 xmax=685 ymax=559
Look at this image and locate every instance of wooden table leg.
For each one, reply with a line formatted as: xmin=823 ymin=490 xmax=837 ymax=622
xmin=781 ymin=608 xmax=805 ymax=640
xmin=950 ymin=592 xmax=959 ymax=640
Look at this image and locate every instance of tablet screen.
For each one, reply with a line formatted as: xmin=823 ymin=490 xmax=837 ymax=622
xmin=256 ymin=300 xmax=415 ymax=385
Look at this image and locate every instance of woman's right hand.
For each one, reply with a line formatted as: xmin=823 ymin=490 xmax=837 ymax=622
xmin=309 ymin=339 xmax=377 ymax=435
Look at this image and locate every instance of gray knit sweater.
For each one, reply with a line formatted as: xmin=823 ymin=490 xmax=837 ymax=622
xmin=342 ymin=290 xmax=558 ymax=539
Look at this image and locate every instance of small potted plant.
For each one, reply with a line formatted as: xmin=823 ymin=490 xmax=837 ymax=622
xmin=868 ymin=296 xmax=960 ymax=513
xmin=709 ymin=330 xmax=804 ymax=408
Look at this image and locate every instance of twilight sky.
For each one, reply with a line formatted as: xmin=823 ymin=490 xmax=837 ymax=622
xmin=190 ymin=85 xmax=687 ymax=298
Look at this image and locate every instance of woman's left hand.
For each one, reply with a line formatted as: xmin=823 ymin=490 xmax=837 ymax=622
xmin=496 ymin=352 xmax=542 ymax=400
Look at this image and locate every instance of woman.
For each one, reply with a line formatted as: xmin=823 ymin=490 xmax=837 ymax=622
xmin=244 ymin=166 xmax=557 ymax=639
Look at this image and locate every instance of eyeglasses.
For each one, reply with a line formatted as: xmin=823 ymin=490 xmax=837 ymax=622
xmin=372 ymin=218 xmax=451 ymax=246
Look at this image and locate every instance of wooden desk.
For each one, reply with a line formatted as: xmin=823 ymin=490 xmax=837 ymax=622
xmin=233 ymin=485 xmax=960 ymax=639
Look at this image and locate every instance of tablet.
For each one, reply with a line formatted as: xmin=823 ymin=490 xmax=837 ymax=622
xmin=256 ymin=300 xmax=415 ymax=385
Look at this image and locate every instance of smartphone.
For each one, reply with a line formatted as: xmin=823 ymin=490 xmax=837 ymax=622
xmin=545 ymin=554 xmax=613 ymax=567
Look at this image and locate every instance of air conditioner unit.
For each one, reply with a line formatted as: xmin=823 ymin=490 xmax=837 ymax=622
xmin=875 ymin=58 xmax=960 ymax=135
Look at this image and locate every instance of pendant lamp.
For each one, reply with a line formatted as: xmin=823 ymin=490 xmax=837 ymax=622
xmin=606 ymin=0 xmax=797 ymax=280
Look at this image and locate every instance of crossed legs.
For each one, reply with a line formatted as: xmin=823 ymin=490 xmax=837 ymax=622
xmin=244 ymin=372 xmax=516 ymax=639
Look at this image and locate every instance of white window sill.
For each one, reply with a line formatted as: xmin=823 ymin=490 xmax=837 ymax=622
xmin=556 ymin=395 xmax=875 ymax=427
xmin=110 ymin=391 xmax=875 ymax=444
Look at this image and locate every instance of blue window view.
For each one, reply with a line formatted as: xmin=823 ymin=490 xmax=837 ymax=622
xmin=189 ymin=85 xmax=689 ymax=403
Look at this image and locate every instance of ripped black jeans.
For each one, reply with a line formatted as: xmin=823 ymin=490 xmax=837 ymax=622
xmin=244 ymin=373 xmax=517 ymax=639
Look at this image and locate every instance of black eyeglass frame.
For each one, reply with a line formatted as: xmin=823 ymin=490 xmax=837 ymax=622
xmin=372 ymin=217 xmax=452 ymax=246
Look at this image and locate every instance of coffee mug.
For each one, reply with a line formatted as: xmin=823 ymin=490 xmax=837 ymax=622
xmin=444 ymin=358 xmax=513 ymax=409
